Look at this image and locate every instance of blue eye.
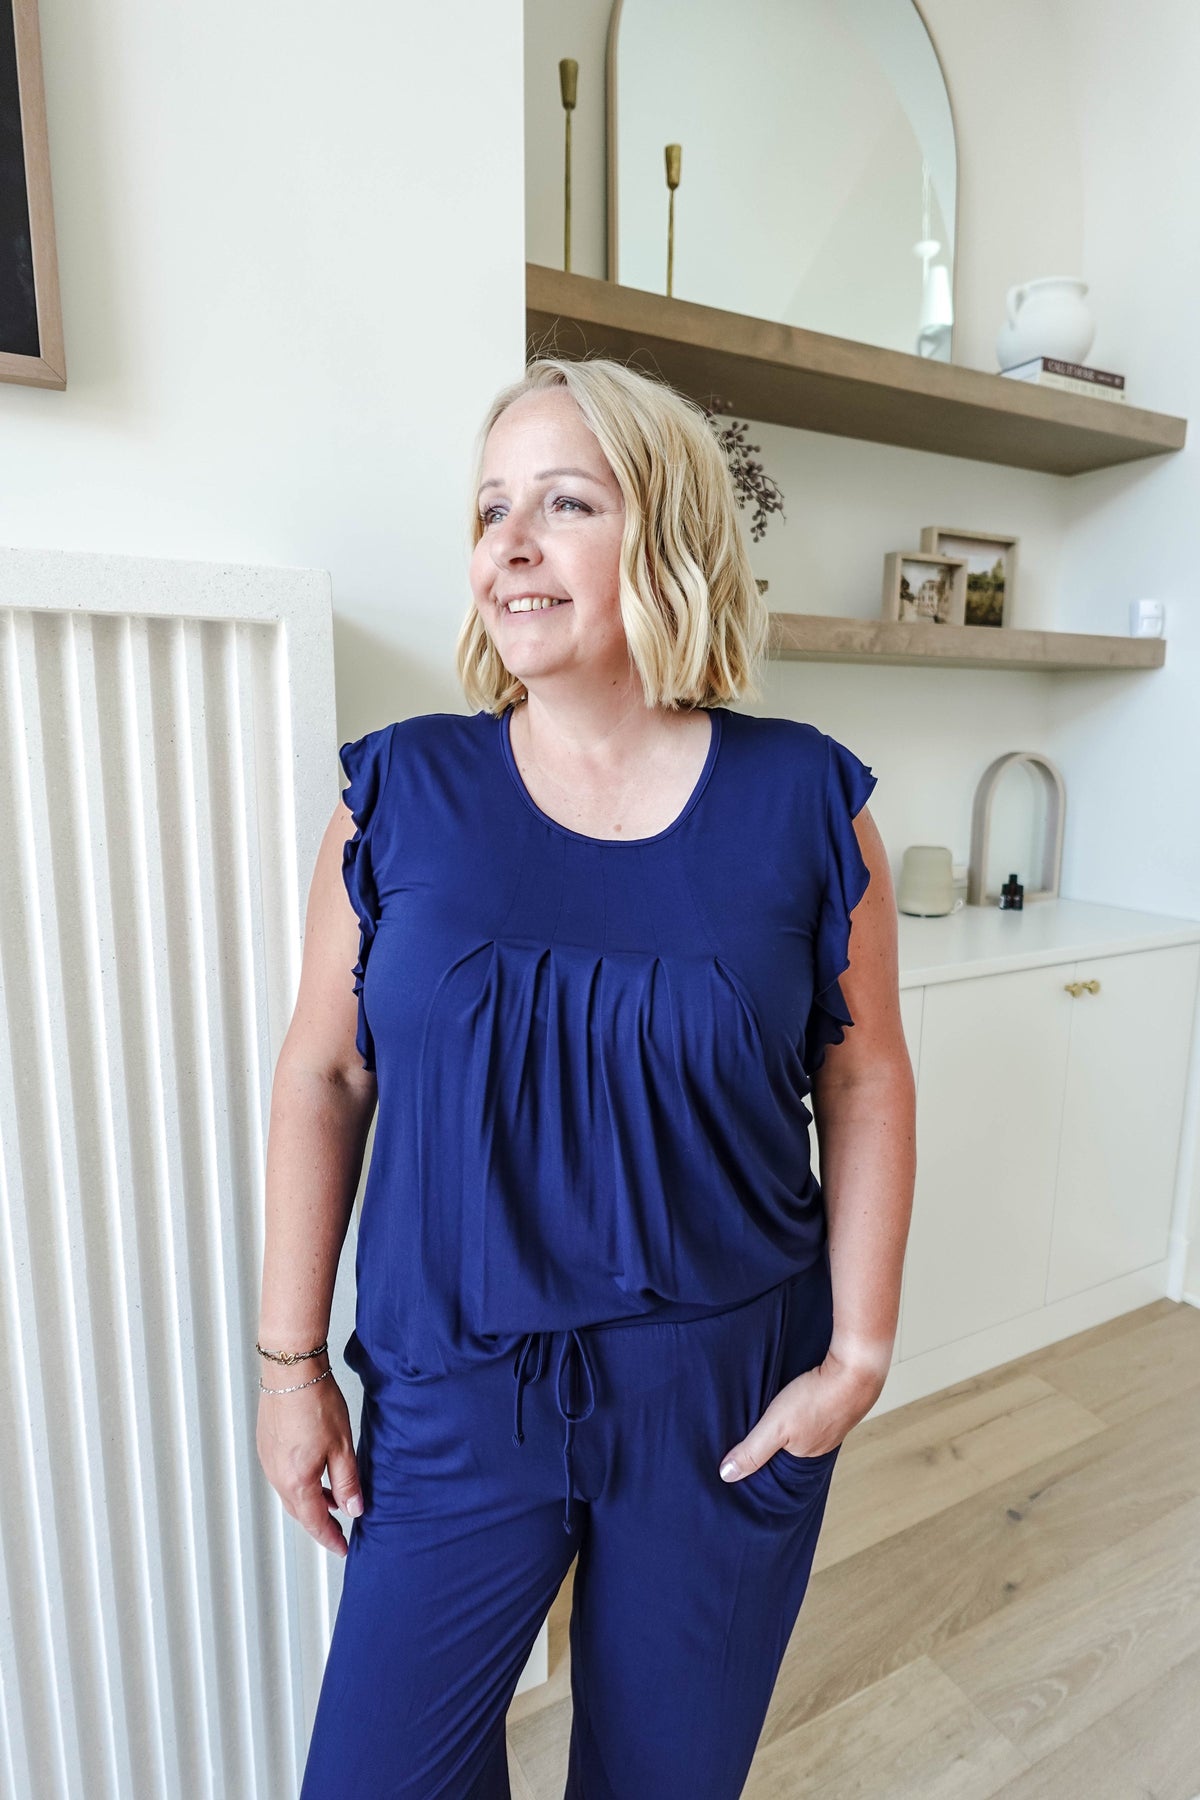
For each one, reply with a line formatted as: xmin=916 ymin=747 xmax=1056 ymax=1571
xmin=479 ymin=495 xmax=592 ymax=528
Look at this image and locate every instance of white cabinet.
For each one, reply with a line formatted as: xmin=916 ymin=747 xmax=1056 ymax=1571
xmin=898 ymin=985 xmax=923 ymax=1090
xmin=894 ymin=933 xmax=1200 ymax=1364
xmin=1047 ymin=942 xmax=1199 ymax=1301
xmin=900 ymin=963 xmax=1072 ymax=1359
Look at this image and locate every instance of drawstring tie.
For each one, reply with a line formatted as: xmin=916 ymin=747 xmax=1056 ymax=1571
xmin=512 ymin=1327 xmax=597 ymax=1534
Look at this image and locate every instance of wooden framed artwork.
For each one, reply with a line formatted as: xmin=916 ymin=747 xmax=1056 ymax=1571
xmin=920 ymin=526 xmax=1019 ymax=628
xmin=1 ymin=0 xmax=64 ymax=387
xmin=882 ymin=550 xmax=968 ymax=626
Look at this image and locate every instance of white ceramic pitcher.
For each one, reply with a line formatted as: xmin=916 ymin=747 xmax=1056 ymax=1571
xmin=995 ymin=276 xmax=1096 ymax=371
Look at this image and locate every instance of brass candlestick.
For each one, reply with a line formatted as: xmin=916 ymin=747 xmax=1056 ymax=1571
xmin=665 ymin=143 xmax=681 ymax=296
xmin=560 ymin=58 xmax=578 ymax=273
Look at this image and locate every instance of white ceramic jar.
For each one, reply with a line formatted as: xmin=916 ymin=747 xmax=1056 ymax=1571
xmin=995 ymin=277 xmax=1096 ymax=370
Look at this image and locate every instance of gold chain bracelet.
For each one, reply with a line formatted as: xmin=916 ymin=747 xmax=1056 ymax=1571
xmin=255 ymin=1338 xmax=328 ymax=1366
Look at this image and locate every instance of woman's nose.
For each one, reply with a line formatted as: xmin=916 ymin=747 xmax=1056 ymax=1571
xmin=489 ymin=510 xmax=541 ymax=566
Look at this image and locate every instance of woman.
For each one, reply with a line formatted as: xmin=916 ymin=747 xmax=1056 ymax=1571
xmin=258 ymin=356 xmax=916 ymax=1799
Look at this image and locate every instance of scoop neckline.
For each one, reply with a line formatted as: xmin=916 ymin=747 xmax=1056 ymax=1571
xmin=499 ymin=704 xmax=723 ymax=848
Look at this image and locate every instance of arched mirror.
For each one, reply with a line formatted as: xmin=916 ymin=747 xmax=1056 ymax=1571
xmin=607 ymin=0 xmax=958 ymax=359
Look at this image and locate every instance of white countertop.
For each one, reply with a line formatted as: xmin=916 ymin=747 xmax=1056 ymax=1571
xmin=896 ymin=895 xmax=1200 ymax=988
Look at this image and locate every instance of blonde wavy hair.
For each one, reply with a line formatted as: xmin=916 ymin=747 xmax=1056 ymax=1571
xmin=455 ymin=356 xmax=771 ymax=716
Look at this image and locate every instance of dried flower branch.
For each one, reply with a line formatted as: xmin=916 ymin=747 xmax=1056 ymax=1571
xmin=701 ymin=395 xmax=786 ymax=543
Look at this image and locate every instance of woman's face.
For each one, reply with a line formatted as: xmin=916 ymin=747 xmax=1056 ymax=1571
xmin=470 ymin=387 xmax=629 ymax=694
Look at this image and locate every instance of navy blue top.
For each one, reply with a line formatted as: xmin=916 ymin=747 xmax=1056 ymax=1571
xmin=337 ymin=705 xmax=877 ymax=1384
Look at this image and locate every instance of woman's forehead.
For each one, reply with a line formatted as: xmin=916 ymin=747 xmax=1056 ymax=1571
xmin=484 ymin=390 xmax=612 ymax=475
xmin=491 ymin=387 xmax=585 ymax=439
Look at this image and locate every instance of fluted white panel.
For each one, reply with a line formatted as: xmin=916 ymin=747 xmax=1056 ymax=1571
xmin=0 ymin=548 xmax=353 ymax=1800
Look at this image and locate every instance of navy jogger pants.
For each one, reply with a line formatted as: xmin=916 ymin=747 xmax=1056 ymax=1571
xmin=299 ymin=1249 xmax=841 ymax=1799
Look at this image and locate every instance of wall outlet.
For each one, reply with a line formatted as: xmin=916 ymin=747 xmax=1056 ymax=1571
xmin=1130 ymin=598 xmax=1166 ymax=637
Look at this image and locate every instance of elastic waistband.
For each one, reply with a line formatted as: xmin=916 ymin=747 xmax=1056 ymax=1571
xmin=580 ymin=1252 xmax=828 ymax=1335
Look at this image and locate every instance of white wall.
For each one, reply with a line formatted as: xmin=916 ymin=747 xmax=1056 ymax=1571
xmin=1044 ymin=0 xmax=1200 ymax=1291
xmin=1049 ymin=0 xmax=1200 ymax=915
xmin=0 ymin=0 xmax=526 ymax=736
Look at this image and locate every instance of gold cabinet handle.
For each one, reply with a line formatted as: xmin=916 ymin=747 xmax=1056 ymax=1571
xmin=1064 ymin=978 xmax=1102 ymax=996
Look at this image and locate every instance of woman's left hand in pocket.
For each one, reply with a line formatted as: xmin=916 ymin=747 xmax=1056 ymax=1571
xmin=717 ymin=1352 xmax=885 ymax=1482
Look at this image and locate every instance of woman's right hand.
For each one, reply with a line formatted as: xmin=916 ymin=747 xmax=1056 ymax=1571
xmin=256 ymin=1360 xmax=365 ymax=1558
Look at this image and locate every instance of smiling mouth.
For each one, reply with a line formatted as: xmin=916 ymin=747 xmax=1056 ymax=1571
xmin=502 ymin=597 xmax=573 ymax=614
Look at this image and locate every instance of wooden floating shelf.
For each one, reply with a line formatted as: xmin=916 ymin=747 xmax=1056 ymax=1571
xmin=527 ymin=265 xmax=1187 ymax=477
xmin=768 ymin=614 xmax=1167 ymax=672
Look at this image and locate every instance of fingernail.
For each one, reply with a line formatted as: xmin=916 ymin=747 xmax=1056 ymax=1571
xmin=347 ymin=1495 xmax=363 ymax=1517
xmin=719 ymin=1460 xmax=739 ymax=1481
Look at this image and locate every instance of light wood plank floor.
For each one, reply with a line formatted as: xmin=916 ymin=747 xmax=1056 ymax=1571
xmin=506 ymin=1298 xmax=1200 ymax=1798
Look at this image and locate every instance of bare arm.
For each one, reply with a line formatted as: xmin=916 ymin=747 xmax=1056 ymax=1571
xmin=717 ymin=801 xmax=917 ymax=1478
xmin=810 ymin=801 xmax=916 ymax=1400
xmin=255 ymin=796 xmax=379 ymax=1557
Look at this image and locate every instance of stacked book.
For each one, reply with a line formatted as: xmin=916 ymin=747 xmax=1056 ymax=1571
xmin=1000 ymin=356 xmax=1126 ymax=402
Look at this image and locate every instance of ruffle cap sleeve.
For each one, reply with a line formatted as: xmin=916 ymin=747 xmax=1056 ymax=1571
xmin=339 ymin=727 xmax=390 ymax=1072
xmin=805 ymin=732 xmax=878 ymax=1076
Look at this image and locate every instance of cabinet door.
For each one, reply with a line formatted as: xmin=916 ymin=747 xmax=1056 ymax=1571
xmin=1047 ymin=942 xmax=1199 ymax=1301
xmin=899 ymin=965 xmax=1072 ymax=1360
xmin=898 ymin=985 xmax=924 ymax=1095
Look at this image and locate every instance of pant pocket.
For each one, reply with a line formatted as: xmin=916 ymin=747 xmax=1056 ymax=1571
xmin=773 ymin=1440 xmax=841 ymax=1475
xmin=765 ymin=1440 xmax=841 ymax=1515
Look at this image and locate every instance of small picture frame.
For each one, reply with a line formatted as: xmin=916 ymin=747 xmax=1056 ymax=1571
xmin=919 ymin=527 xmax=1019 ymax=629
xmin=882 ymin=550 xmax=968 ymax=625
